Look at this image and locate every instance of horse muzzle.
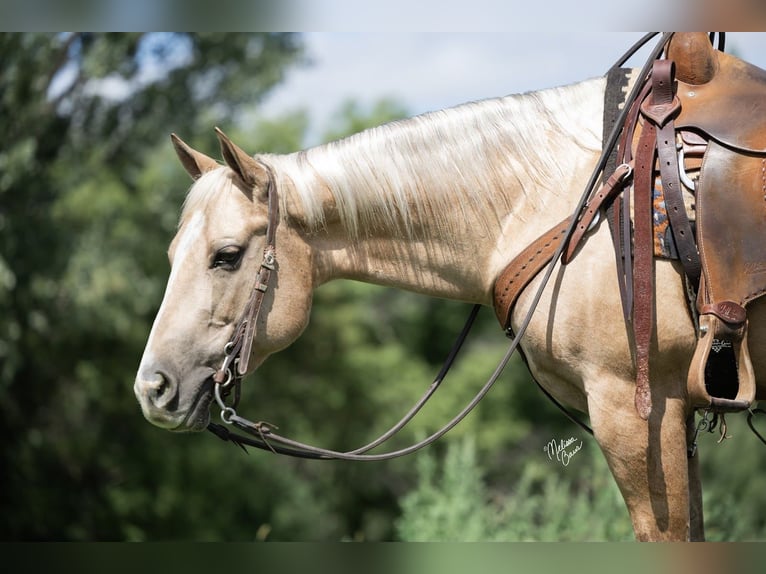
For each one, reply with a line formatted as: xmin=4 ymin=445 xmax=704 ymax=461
xmin=134 ymin=367 xmax=213 ymax=431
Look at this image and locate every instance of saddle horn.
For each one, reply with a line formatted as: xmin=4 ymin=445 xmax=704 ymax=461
xmin=171 ymin=133 xmax=220 ymax=180
xmin=666 ymin=32 xmax=719 ymax=85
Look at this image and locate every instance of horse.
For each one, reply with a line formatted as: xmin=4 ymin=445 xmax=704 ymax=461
xmin=134 ymin=35 xmax=766 ymax=541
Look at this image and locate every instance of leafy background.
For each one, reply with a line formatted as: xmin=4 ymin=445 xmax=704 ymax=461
xmin=2 ymin=33 xmax=766 ymax=541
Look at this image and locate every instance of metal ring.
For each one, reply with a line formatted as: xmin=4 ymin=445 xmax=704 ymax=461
xmin=617 ymin=162 xmax=633 ymax=180
xmin=220 ymin=407 xmax=236 ymax=424
xmin=218 ymin=367 xmax=234 ymax=389
xmin=587 ymin=209 xmax=601 ymax=232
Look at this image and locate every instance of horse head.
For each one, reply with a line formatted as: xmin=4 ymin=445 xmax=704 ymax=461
xmin=134 ymin=130 xmax=314 ymax=431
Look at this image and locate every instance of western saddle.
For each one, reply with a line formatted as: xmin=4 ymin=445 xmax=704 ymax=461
xmin=493 ymin=33 xmax=766 ymax=420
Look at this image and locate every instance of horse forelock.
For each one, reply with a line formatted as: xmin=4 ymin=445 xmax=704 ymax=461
xmin=264 ymin=77 xmax=604 ymax=241
xmin=179 ymin=167 xmax=238 ymax=228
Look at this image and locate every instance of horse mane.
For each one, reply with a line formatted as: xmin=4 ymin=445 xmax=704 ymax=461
xmin=182 ymin=78 xmax=604 ymax=239
xmin=266 ymin=77 xmax=604 ymax=240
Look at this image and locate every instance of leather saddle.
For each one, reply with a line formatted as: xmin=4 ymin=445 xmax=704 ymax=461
xmin=493 ymin=33 xmax=766 ymax=417
xmin=670 ymin=33 xmax=766 ymax=412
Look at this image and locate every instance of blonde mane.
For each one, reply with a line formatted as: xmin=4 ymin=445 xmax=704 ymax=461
xmin=264 ymin=77 xmax=604 ymax=239
xmin=181 ymin=78 xmax=604 ymax=240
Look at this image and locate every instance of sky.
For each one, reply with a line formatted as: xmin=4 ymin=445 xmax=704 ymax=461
xmin=258 ymin=33 xmax=766 ymax=146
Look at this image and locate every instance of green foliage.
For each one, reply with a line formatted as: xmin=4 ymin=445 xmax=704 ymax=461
xmin=322 ymin=98 xmax=410 ymax=143
xmin=0 ymin=32 xmax=308 ymax=541
xmin=699 ymin=416 xmax=766 ymax=541
xmin=396 ymin=419 xmax=766 ymax=541
xmin=396 ymin=436 xmax=634 ymax=542
xmin=396 ymin=437 xmax=503 ymax=541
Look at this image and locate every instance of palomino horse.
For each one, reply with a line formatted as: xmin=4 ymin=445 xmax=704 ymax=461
xmin=135 ymin=34 xmax=766 ymax=541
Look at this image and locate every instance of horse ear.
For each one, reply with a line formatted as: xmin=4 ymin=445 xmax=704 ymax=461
xmin=215 ymin=127 xmax=269 ymax=191
xmin=171 ymin=133 xmax=219 ymax=180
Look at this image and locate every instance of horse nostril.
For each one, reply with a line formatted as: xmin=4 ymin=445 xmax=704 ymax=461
xmin=154 ymin=372 xmax=169 ymax=397
xmin=136 ymin=371 xmax=178 ymax=410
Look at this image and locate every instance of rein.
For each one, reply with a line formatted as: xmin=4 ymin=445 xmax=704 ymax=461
xmin=206 ymin=33 xmax=675 ymax=459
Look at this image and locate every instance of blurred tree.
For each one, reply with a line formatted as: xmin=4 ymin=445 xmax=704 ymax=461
xmin=1 ymin=32 xmax=472 ymax=540
xmin=321 ymin=98 xmax=409 ymax=143
xmin=0 ymin=32 xmax=305 ymax=540
xmin=3 ymin=32 xmax=764 ymax=542
xmin=0 ymin=31 xmax=655 ymax=538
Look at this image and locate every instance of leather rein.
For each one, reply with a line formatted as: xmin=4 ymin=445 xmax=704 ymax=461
xmin=206 ymin=33 xmax=677 ymax=459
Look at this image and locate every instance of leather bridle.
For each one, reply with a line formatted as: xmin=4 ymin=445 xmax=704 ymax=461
xmin=206 ymin=156 xmax=532 ymax=460
xmin=206 ymin=33 xmax=685 ymax=459
xmin=211 ymin=164 xmax=279 ymax=408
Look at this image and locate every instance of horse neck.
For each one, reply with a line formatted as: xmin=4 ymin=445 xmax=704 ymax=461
xmin=269 ymin=78 xmax=605 ymax=304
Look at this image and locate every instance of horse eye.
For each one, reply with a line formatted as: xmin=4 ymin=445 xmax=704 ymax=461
xmin=212 ymin=246 xmax=243 ymax=270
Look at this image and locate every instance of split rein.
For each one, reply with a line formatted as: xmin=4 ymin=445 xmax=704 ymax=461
xmin=206 ymin=159 xmax=618 ymax=460
xmin=206 ymin=166 xmax=505 ymax=460
xmin=205 ymin=33 xmax=665 ymax=460
xmin=206 ymin=33 xmax=766 ymax=459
